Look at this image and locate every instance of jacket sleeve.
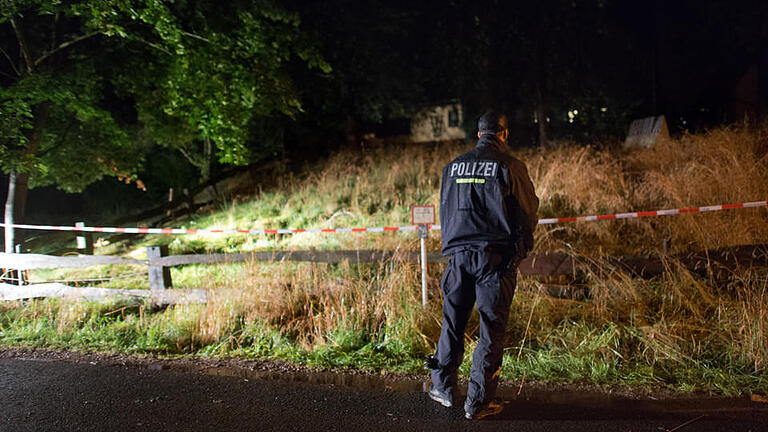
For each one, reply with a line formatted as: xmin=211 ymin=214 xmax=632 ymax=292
xmin=508 ymin=158 xmax=539 ymax=252
xmin=510 ymin=160 xmax=539 ymax=232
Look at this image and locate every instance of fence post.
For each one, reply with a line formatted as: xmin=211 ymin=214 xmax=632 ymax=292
xmin=75 ymin=222 xmax=93 ymax=255
xmin=166 ymin=188 xmax=174 ymax=217
xmin=14 ymin=244 xmax=23 ymax=286
xmin=147 ymin=246 xmax=172 ymax=291
xmin=418 ymin=225 xmax=428 ymax=309
xmin=411 ymin=205 xmax=435 ymax=309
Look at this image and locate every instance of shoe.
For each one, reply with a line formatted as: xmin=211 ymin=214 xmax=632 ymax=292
xmin=427 ymin=385 xmax=453 ymax=408
xmin=423 ymin=356 xmax=440 ymax=370
xmin=464 ymin=401 xmax=503 ymax=419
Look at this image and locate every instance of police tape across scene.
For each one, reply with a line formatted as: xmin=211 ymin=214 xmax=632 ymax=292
xmin=1 ymin=200 xmax=766 ymax=236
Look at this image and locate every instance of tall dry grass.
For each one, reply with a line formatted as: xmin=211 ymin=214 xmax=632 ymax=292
xmin=586 ymin=261 xmax=767 ymax=371
xmin=630 ymin=126 xmax=768 ymax=250
xmin=6 ymin=125 xmax=768 ymax=392
xmin=173 ymin=124 xmax=768 ymax=381
xmin=528 ymin=125 xmax=768 ymax=254
xmin=188 ymin=254 xmax=441 ymax=354
xmin=235 ymin=124 xmax=767 ymax=256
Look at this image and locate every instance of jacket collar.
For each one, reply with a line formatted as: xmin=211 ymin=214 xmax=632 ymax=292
xmin=476 ymin=133 xmax=507 ymax=153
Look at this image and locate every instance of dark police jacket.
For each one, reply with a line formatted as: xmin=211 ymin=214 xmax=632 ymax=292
xmin=440 ymin=134 xmax=539 ymax=258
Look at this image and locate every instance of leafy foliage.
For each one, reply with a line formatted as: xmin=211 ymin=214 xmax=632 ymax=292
xmin=0 ymin=0 xmax=329 ymax=193
xmin=127 ymin=0 xmax=330 ymax=177
xmin=0 ymin=1 xmax=176 ymax=191
xmin=0 ymin=64 xmax=144 ymax=191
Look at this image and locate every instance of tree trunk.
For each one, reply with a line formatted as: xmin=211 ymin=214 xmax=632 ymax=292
xmin=11 ymin=102 xmax=51 ymax=251
xmin=536 ymin=80 xmax=549 ymax=148
xmin=344 ymin=114 xmax=358 ymax=147
xmin=4 ymin=170 xmax=17 ymax=253
xmin=202 ymin=137 xmax=212 ymax=182
xmin=176 ymin=138 xmax=212 ymax=183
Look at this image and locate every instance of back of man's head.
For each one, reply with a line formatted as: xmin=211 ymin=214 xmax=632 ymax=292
xmin=477 ymin=111 xmax=508 ymax=134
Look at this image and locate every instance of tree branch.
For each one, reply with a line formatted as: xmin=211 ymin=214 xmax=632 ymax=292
xmin=182 ymin=31 xmax=211 ymax=43
xmin=36 ymin=121 xmax=74 ymax=159
xmin=131 ymin=37 xmax=173 ymax=55
xmin=50 ymin=13 xmax=59 ymax=51
xmin=9 ymin=18 xmax=34 ymax=74
xmin=176 ymin=144 xmax=205 ymax=169
xmin=34 ymin=32 xmax=101 ymax=67
xmin=0 ymin=46 xmax=21 ymax=77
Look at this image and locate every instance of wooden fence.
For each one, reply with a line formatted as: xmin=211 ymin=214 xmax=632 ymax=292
xmin=1 ymin=244 xmax=766 ymax=304
xmin=0 ymin=248 xmax=573 ymax=304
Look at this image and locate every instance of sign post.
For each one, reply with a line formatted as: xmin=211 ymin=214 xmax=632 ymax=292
xmin=411 ymin=205 xmax=435 ymax=309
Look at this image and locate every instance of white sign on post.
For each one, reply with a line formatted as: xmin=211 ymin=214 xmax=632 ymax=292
xmin=411 ymin=205 xmax=436 ymax=225
xmin=411 ymin=205 xmax=435 ymax=309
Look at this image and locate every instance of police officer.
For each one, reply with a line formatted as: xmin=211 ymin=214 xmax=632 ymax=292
xmin=427 ymin=111 xmax=539 ymax=419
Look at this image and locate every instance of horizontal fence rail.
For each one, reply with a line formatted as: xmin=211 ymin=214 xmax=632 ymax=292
xmin=3 ymin=246 xmax=768 ymax=275
xmin=0 ymin=283 xmax=206 ymax=304
xmin=2 ymin=245 xmax=767 ymax=304
xmin=149 ymin=250 xmax=436 ymax=267
xmin=1 ymin=250 xmax=572 ymax=275
xmin=0 ymin=253 xmax=145 ymax=270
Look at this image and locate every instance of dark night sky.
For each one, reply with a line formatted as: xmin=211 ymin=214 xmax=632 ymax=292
xmin=284 ymin=0 xmax=767 ymax=141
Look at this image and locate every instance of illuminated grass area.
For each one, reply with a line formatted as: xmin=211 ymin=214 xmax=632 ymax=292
xmin=3 ymin=125 xmax=768 ymax=395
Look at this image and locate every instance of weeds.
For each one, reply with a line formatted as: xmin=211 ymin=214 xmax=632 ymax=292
xmin=3 ymin=125 xmax=768 ymax=395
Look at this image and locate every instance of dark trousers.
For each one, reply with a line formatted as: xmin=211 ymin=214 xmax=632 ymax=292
xmin=430 ymin=250 xmax=517 ymax=412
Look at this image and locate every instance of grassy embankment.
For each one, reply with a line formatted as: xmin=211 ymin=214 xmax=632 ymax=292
xmin=2 ymin=125 xmax=767 ymax=395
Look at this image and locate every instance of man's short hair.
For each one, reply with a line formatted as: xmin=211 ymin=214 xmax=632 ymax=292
xmin=478 ymin=111 xmax=508 ymax=134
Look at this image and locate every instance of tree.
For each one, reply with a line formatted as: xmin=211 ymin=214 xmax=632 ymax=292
xmin=1 ymin=0 xmax=328 ymax=251
xmin=1 ymin=1 xmax=174 ymax=250
xmin=285 ymin=0 xmax=430 ymax=146
xmin=126 ymin=0 xmax=330 ymax=181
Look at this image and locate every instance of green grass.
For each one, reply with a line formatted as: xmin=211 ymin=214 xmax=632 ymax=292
xmin=4 ymin=127 xmax=768 ymax=396
xmin=2 ymin=296 xmax=765 ymax=395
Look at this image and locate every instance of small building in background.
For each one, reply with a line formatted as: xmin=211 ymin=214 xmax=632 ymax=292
xmin=410 ymin=103 xmax=465 ymax=143
xmin=623 ymin=115 xmax=670 ymax=149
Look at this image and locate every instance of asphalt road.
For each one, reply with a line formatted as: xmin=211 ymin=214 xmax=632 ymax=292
xmin=1 ymin=350 xmax=766 ymax=432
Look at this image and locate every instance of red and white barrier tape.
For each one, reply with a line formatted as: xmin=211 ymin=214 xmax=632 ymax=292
xmin=536 ymin=200 xmax=768 ymax=224
xmin=0 ymin=223 xmax=419 ymax=235
xmin=1 ymin=200 xmax=765 ymax=235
